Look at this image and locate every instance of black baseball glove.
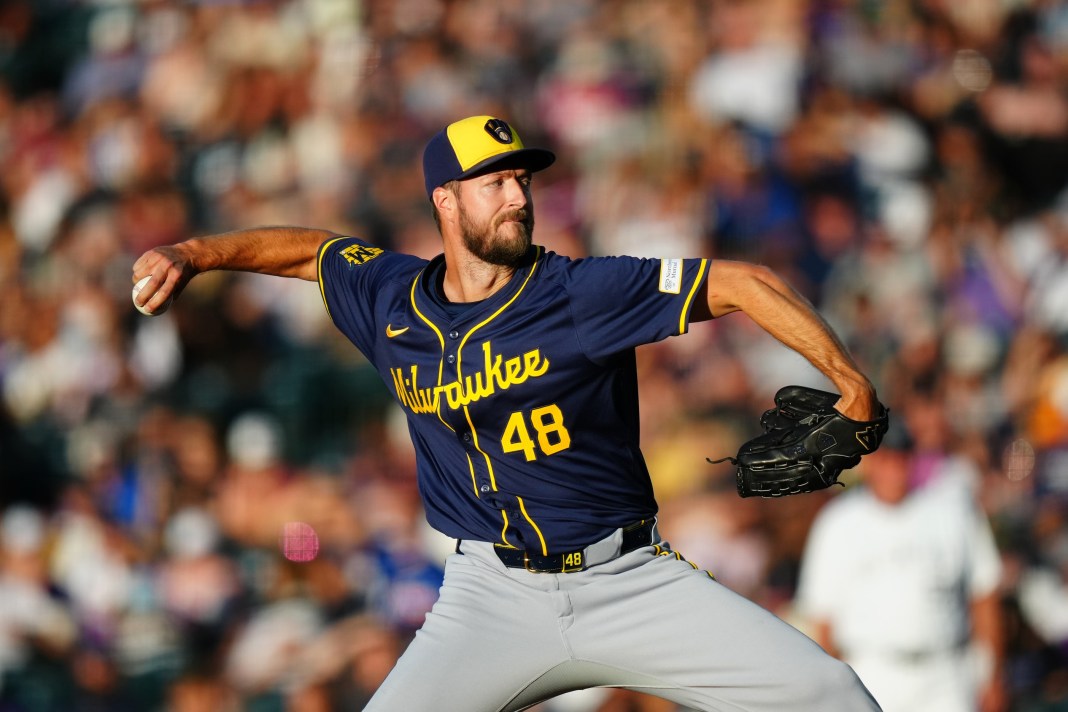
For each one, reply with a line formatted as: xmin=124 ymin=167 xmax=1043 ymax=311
xmin=710 ymin=385 xmax=889 ymax=498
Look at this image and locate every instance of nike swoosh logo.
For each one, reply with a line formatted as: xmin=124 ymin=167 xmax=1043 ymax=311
xmin=386 ymin=324 xmax=410 ymax=338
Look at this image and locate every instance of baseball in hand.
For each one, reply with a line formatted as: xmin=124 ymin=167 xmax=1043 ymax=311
xmin=132 ymin=275 xmax=172 ymax=316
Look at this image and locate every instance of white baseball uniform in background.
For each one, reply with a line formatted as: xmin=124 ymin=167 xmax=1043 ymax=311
xmin=795 ymin=465 xmax=1002 ymax=712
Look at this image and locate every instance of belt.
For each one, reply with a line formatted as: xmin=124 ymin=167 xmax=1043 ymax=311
xmin=849 ymin=640 xmax=968 ymax=665
xmin=492 ymin=519 xmax=658 ymax=573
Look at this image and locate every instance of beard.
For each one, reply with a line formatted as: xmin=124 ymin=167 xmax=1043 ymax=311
xmin=458 ymin=203 xmax=534 ymax=267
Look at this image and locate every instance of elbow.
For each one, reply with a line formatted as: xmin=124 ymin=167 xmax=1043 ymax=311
xmin=295 ymin=230 xmax=339 ymax=281
xmin=707 ymin=261 xmax=783 ymax=317
xmin=733 ymin=263 xmax=801 ymax=310
xmin=297 ymin=260 xmax=321 ymax=282
xmin=745 ymin=262 xmax=785 ymax=289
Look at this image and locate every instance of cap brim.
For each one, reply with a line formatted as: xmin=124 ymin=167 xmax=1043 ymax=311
xmin=456 ymin=147 xmax=556 ymax=182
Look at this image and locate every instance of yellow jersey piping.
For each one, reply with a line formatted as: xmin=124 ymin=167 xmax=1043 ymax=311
xmin=409 ymin=271 xmax=452 ymax=430
xmin=453 ymin=247 xmax=545 ymax=550
xmin=679 ymin=258 xmax=709 ymax=334
xmin=466 ymin=454 xmax=478 ymax=497
xmin=516 ymin=496 xmax=547 ymax=555
xmin=316 ymin=237 xmax=349 ymax=318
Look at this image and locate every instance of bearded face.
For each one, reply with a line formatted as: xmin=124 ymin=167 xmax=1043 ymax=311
xmin=457 ymin=199 xmax=534 ymax=267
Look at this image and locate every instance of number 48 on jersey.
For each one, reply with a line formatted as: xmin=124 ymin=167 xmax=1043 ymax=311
xmin=501 ymin=404 xmax=571 ymax=461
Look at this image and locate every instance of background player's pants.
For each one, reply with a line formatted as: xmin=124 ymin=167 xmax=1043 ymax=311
xmin=846 ymin=649 xmax=976 ymax=712
xmin=364 ymin=538 xmax=881 ymax=712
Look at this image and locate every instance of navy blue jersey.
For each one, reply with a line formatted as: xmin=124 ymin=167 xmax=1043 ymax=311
xmin=317 ymin=237 xmax=709 ymax=554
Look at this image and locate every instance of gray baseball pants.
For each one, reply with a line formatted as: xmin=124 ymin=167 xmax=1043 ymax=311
xmin=363 ymin=531 xmax=881 ymax=711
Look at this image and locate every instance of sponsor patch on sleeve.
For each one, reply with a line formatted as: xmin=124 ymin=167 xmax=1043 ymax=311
xmin=659 ymin=258 xmax=682 ymax=294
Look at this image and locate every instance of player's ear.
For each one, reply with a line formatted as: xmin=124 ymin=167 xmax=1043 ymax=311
xmin=432 ymin=184 xmax=456 ymax=216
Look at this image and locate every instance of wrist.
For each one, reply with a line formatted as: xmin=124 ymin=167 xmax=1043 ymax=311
xmin=176 ymin=237 xmax=214 ymax=275
xmin=833 ymin=378 xmax=879 ymax=420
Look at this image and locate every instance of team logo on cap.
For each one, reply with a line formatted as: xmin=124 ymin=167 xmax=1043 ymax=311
xmin=484 ymin=119 xmax=514 ymax=144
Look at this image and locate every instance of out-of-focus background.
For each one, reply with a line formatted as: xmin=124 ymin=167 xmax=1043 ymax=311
xmin=1 ymin=0 xmax=1067 ymax=710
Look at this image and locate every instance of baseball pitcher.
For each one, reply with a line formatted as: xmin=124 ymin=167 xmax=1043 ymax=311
xmin=133 ymin=115 xmax=887 ymax=711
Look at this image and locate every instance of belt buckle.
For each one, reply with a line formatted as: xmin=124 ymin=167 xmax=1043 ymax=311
xmin=522 ymin=553 xmax=541 ymax=573
xmin=522 ymin=553 xmax=556 ymax=574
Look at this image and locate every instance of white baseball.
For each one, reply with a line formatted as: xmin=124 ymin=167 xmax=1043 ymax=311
xmin=132 ymin=275 xmax=172 ymax=316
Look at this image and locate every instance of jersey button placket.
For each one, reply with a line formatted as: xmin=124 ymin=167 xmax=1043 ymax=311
xmin=451 ymin=331 xmax=470 ymax=451
xmin=449 ymin=328 xmax=488 ymax=500
xmin=446 ymin=330 xmax=458 ymax=378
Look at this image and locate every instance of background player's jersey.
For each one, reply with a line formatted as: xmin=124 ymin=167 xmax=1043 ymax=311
xmin=317 ymin=237 xmax=709 ymax=554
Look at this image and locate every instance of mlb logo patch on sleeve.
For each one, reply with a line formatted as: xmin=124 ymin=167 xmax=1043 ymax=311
xmin=659 ymin=259 xmax=682 ymax=294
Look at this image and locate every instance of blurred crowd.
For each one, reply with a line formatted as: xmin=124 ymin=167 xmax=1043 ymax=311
xmin=1 ymin=0 xmax=1067 ymax=710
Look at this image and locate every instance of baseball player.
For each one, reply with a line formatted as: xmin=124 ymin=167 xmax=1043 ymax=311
xmin=133 ymin=115 xmax=883 ymax=711
xmin=796 ymin=435 xmax=1006 ymax=712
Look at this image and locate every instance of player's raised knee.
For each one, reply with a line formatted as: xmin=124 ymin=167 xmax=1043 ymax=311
xmin=787 ymin=654 xmax=880 ymax=710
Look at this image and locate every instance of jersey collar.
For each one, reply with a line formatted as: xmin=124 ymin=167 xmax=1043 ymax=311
xmin=413 ymin=246 xmax=542 ymax=326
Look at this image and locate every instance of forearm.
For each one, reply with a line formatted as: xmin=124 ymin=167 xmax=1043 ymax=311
xmin=132 ymin=226 xmax=340 ymax=314
xmin=705 ymin=261 xmax=877 ymax=419
xmin=171 ymin=226 xmax=337 ymax=280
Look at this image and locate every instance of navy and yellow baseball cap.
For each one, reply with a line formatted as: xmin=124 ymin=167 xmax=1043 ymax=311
xmin=422 ymin=116 xmax=556 ymax=197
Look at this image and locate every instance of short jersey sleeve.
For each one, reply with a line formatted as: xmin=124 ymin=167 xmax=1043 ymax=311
xmin=316 ymin=236 xmax=425 ymax=358
xmin=562 ymin=255 xmax=709 ymax=362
